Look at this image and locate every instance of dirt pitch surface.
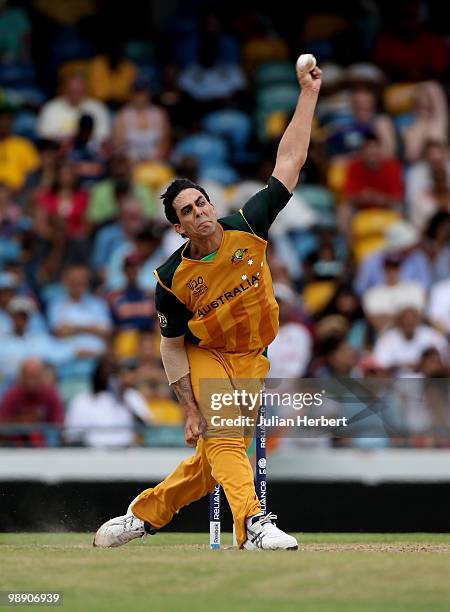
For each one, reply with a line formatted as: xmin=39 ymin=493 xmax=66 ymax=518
xmin=2 ymin=533 xmax=450 ymax=612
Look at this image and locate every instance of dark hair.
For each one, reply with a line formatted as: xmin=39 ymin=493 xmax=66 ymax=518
xmin=78 ymin=113 xmax=94 ymax=131
xmin=160 ymin=179 xmax=210 ymax=225
xmin=316 ymin=333 xmax=347 ymax=358
xmin=0 ymin=107 xmax=13 ymax=118
xmin=114 ymin=178 xmax=131 ymax=199
xmin=135 ymin=221 xmax=165 ymax=242
xmin=362 ymin=130 xmax=378 ymax=145
xmin=51 ymin=160 xmax=78 ymax=194
xmin=421 ymin=346 xmax=440 ymax=360
xmin=37 ymin=138 xmax=59 ymax=153
xmin=92 ymin=358 xmax=112 ymax=394
xmin=424 ymin=211 xmax=450 ymax=240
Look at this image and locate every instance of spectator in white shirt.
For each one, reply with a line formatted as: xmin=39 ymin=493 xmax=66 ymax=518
xmin=374 ymin=286 xmax=448 ymax=374
xmin=406 ymin=141 xmax=449 ymax=223
xmin=64 ymin=357 xmax=152 ymax=447
xmin=409 ymin=158 xmax=450 ymax=230
xmin=37 ymin=73 xmax=110 ymax=144
xmin=428 ymin=278 xmax=450 ymax=335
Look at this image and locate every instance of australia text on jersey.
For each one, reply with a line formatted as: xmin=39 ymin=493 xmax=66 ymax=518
xmin=197 ymin=274 xmax=260 ymax=318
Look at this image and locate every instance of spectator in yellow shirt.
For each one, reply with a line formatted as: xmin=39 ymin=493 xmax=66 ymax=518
xmin=0 ymin=109 xmax=39 ymax=192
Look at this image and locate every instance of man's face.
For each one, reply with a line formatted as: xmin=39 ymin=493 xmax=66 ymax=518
xmin=328 ymin=340 xmax=357 ymax=375
xmin=65 ymin=75 xmax=86 ymax=106
xmin=124 ymin=262 xmax=139 ymax=283
xmin=12 ymin=311 xmax=29 ymax=336
xmin=397 ymin=308 xmax=420 ymax=338
xmin=421 ymin=350 xmax=445 ymax=377
xmin=111 ymin=156 xmax=130 ymax=180
xmin=20 ymin=361 xmax=44 ymax=394
xmin=120 ymin=199 xmax=145 ymax=235
xmin=64 ymin=267 xmax=89 ymax=299
xmin=425 ymin=144 xmax=447 ymax=167
xmin=362 ymin=140 xmax=381 ymax=168
xmin=0 ymin=287 xmax=14 ymax=309
xmin=172 ymin=188 xmax=218 ymax=239
xmin=351 ymin=89 xmax=375 ymax=116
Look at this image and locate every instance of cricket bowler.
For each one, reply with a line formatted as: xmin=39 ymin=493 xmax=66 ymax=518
xmin=94 ymin=55 xmax=322 ymax=550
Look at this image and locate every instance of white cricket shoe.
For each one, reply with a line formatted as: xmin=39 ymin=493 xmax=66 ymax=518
xmin=93 ymin=512 xmax=155 ymax=548
xmin=243 ymin=513 xmax=298 ymax=550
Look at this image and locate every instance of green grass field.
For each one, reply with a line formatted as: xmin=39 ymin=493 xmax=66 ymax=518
xmin=2 ymin=533 xmax=450 ymax=612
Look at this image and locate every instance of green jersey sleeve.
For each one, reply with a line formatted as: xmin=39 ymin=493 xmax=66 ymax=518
xmin=155 ymin=282 xmax=192 ymax=338
xmin=239 ymin=175 xmax=292 ymax=240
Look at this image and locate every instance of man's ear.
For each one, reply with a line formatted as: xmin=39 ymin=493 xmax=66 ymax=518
xmin=174 ymin=223 xmax=187 ymax=239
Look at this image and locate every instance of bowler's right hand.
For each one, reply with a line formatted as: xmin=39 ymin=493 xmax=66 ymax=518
xmin=184 ymin=408 xmax=207 ymax=446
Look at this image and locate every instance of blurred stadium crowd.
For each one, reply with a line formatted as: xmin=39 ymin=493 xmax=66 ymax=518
xmin=0 ymin=0 xmax=449 ymax=448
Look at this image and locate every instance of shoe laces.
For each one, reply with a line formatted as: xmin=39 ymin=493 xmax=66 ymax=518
xmin=123 ymin=513 xmax=145 ymax=534
xmin=258 ymin=512 xmax=277 ymax=526
xmin=248 ymin=512 xmax=279 ymax=547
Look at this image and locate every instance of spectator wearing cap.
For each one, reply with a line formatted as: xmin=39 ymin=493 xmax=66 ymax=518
xmin=362 ymin=281 xmax=423 ymax=346
xmin=87 ymin=152 xmax=155 ymax=225
xmin=374 ymin=285 xmax=448 ymax=374
xmin=355 ymin=221 xmax=432 ymax=295
xmin=267 ymin=283 xmax=312 ymax=379
xmin=108 ymin=251 xmax=155 ymax=332
xmin=0 ymin=296 xmax=76 ymax=387
xmin=0 ymin=274 xmax=46 ymax=336
xmin=113 ymin=77 xmax=171 ymax=163
xmin=0 ymin=109 xmax=39 ymax=192
xmin=0 ymin=358 xmax=64 ymax=447
xmin=105 ymin=222 xmax=168 ymax=292
xmin=37 ymin=73 xmax=111 ymax=144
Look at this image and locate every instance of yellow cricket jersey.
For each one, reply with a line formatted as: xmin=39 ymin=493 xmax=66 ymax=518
xmin=154 ymin=176 xmax=292 ymax=353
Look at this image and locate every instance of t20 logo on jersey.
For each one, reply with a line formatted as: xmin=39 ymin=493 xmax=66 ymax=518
xmin=187 ymin=276 xmax=208 ymax=297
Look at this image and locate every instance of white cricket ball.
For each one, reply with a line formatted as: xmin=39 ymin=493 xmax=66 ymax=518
xmin=296 ymin=53 xmax=317 ymax=75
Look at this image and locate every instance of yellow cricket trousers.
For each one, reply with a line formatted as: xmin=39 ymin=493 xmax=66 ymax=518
xmin=131 ymin=343 xmax=270 ymax=547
